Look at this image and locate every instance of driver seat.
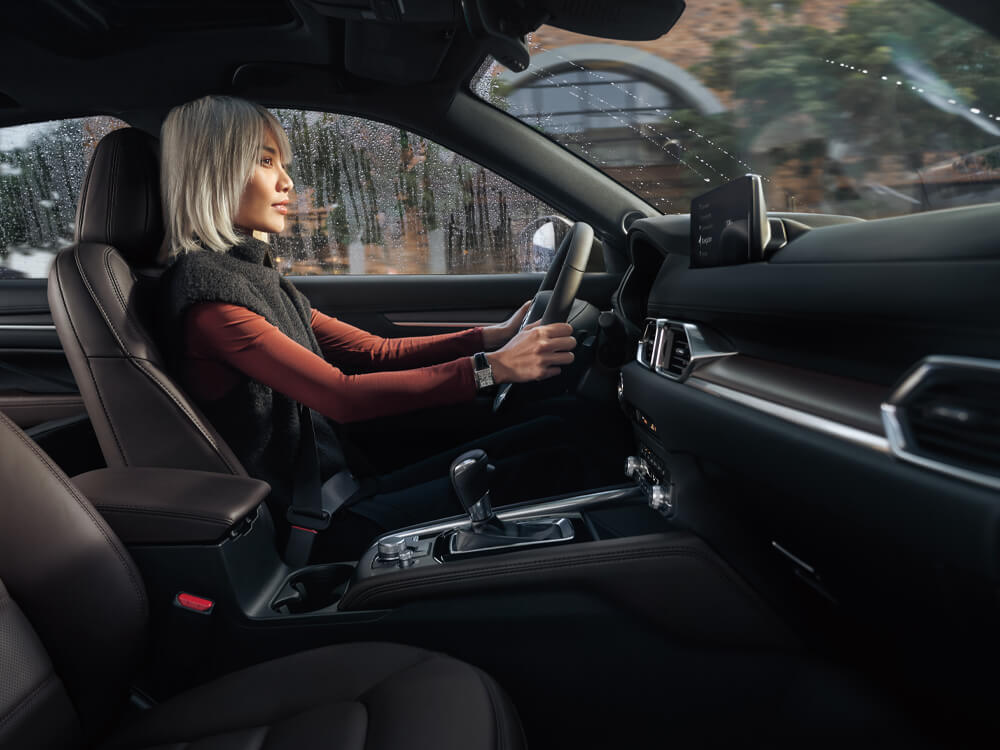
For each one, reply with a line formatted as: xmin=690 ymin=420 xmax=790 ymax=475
xmin=48 ymin=127 xmax=245 ymax=475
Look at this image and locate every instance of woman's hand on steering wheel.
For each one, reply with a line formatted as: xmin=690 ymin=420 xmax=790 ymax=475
xmin=491 ymin=220 xmax=593 ymax=412
xmin=481 ymin=300 xmax=532 ymax=350
xmin=486 ymin=322 xmax=576 ymax=383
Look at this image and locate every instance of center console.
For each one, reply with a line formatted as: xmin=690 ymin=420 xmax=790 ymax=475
xmin=72 ymin=452 xmax=797 ymax=698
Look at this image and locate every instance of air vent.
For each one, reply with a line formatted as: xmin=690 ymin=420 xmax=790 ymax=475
xmin=635 ymin=319 xmax=735 ymax=381
xmin=621 ymin=210 xmax=646 ymax=233
xmin=882 ymin=357 xmax=1000 ymax=490
xmin=663 ymin=323 xmax=691 ymax=378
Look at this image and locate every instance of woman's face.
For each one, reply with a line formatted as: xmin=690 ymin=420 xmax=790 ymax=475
xmin=233 ymin=128 xmax=293 ymax=235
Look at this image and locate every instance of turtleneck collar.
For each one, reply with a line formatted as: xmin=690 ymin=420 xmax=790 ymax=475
xmin=227 ymin=234 xmax=275 ymax=268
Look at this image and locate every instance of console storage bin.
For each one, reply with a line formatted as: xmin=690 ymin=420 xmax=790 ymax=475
xmin=72 ymin=467 xmax=270 ymax=545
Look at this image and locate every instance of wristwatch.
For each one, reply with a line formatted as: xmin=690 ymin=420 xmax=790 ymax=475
xmin=472 ymin=352 xmax=495 ymax=392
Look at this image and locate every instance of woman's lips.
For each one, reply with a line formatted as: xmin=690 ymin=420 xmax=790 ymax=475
xmin=273 ymin=203 xmax=288 ymax=214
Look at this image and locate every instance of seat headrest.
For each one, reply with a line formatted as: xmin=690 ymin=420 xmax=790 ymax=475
xmin=76 ymin=127 xmax=166 ymax=267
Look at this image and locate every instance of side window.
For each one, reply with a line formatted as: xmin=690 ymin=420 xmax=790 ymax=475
xmin=0 ymin=117 xmax=128 ymax=279
xmin=269 ymin=110 xmax=568 ymax=275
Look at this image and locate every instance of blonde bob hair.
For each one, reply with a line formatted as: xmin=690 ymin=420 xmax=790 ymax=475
xmin=160 ymin=95 xmax=292 ymax=256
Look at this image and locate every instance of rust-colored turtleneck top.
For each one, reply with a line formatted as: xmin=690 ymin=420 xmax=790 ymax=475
xmin=179 ymin=302 xmax=484 ymax=423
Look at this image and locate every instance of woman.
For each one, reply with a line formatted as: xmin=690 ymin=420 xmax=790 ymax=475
xmin=158 ymin=95 xmax=587 ymax=560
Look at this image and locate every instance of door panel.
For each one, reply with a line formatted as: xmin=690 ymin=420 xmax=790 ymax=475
xmin=294 ymin=273 xmax=622 ymax=336
xmin=0 ymin=279 xmax=83 ymax=428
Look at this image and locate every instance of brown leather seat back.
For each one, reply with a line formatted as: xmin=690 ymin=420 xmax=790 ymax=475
xmin=0 ymin=411 xmax=147 ymax=746
xmin=47 ymin=128 xmax=245 ymax=475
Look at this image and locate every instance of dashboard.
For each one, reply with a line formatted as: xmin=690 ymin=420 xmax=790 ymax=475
xmin=610 ymin=203 xmax=1000 ymax=631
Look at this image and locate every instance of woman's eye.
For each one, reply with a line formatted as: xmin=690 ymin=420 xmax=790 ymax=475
xmin=260 ymin=157 xmax=273 ymax=167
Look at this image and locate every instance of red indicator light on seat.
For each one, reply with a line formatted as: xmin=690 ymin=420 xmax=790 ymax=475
xmin=175 ymin=592 xmax=214 ymax=614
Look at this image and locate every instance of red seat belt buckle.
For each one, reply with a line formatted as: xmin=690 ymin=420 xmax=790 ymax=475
xmin=174 ymin=592 xmax=215 ymax=615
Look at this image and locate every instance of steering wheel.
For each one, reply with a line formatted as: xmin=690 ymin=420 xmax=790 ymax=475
xmin=493 ymin=221 xmax=594 ymax=412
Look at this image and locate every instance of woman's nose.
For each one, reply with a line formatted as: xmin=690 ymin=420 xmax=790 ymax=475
xmin=279 ymin=167 xmax=293 ymax=192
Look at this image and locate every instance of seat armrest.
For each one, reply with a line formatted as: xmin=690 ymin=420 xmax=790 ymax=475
xmin=72 ymin=468 xmax=270 ymax=545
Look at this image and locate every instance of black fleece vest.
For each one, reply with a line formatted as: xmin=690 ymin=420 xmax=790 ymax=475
xmin=159 ymin=237 xmax=347 ymax=508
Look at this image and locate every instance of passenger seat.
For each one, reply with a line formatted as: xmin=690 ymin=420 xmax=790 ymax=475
xmin=0 ymin=409 xmax=525 ymax=749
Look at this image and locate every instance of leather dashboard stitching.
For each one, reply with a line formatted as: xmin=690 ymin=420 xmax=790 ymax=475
xmin=0 ymin=411 xmax=147 ymax=619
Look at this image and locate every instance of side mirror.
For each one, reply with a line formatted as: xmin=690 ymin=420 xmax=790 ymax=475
xmin=522 ymin=215 xmax=572 ymax=272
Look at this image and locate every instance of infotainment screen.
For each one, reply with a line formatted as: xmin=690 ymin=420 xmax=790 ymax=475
xmin=690 ymin=174 xmax=770 ymax=268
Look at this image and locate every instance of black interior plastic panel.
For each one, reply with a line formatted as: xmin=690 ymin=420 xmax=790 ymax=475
xmin=296 ymin=273 xmax=619 ymax=310
xmin=649 ymin=250 xmax=1000 ymax=328
xmin=644 ymin=251 xmax=999 ymax=384
xmin=621 ymin=361 xmax=1000 ymax=589
xmin=630 ymin=211 xmax=862 ymax=259
xmin=770 ymin=204 xmax=1000 ymax=264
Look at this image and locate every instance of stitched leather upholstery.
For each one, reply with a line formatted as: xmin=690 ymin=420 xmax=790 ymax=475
xmin=0 ymin=411 xmax=147 ymax=743
xmin=48 ymin=128 xmax=245 ymax=475
xmin=76 ymin=127 xmax=166 ymax=268
xmin=0 ymin=411 xmax=525 ymax=750
xmin=72 ymin=467 xmax=271 ymax=545
xmin=100 ymin=643 xmax=524 ymax=750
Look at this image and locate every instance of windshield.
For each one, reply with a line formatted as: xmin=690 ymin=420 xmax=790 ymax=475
xmin=472 ymin=0 xmax=1000 ymax=219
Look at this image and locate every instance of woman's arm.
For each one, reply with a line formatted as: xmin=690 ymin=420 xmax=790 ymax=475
xmin=309 ymin=300 xmax=530 ymax=369
xmin=188 ymin=303 xmax=476 ymax=423
xmin=310 ymin=309 xmax=484 ymax=370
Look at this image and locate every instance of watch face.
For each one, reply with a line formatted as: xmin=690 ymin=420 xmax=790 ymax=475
xmin=475 ymin=367 xmax=494 ymax=389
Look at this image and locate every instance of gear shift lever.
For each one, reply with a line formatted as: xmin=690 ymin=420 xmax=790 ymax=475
xmin=449 ymin=449 xmax=571 ymax=554
xmin=450 ymin=450 xmax=498 ymax=530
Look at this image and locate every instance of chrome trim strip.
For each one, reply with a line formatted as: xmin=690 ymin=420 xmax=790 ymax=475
xmin=881 ymin=356 xmax=1000 ymax=491
xmin=636 ymin=318 xmax=735 ymax=382
xmin=687 ymin=377 xmax=890 ymax=453
xmin=654 ymin=322 xmax=736 ymax=382
xmin=446 ymin=517 xmax=576 ymax=556
xmin=636 ymin=317 xmax=666 ymax=368
xmin=374 ymin=486 xmax=641 ymax=545
xmin=0 ymin=324 xmax=57 ymax=331
xmin=390 ymin=321 xmax=497 ymax=328
xmin=771 ymin=541 xmax=816 ymax=575
xmin=750 ymin=174 xmax=772 ymax=254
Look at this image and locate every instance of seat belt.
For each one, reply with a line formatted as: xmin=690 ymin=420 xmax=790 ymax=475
xmin=283 ymin=406 xmax=373 ymax=568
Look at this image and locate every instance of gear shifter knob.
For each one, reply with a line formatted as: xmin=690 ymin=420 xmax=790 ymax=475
xmin=450 ymin=449 xmax=496 ymax=527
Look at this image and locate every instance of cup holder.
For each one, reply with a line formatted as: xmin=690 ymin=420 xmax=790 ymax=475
xmin=271 ymin=562 xmax=354 ymax=614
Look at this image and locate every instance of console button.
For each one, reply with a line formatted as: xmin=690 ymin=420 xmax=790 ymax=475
xmin=377 ymin=537 xmax=406 ymax=560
